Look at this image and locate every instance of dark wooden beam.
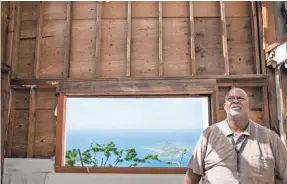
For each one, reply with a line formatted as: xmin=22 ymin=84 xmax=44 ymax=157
xmin=1 ymin=63 xmax=11 ymax=73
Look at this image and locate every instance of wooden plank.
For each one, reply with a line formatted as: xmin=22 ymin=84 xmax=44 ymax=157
xmin=227 ymin=18 xmax=254 ymax=75
xmin=21 ymin=2 xmax=38 ymax=21
xmin=11 ymin=2 xmax=22 ymax=78
xmin=43 ymin=2 xmax=66 ymax=20
xmin=27 ymin=88 xmax=36 ymax=157
xmin=189 ymin=2 xmax=195 ymax=76
xmin=263 ymin=86 xmax=270 ymax=128
xmin=6 ymin=2 xmax=16 ymax=66
xmin=55 ymin=166 xmax=187 ymax=174
xmin=95 ymin=2 xmax=102 ymax=78
xmin=15 ymin=89 xmax=30 ymax=109
xmin=193 ymin=2 xmax=250 ymax=18
xmin=11 ymin=110 xmax=29 ymax=157
xmin=6 ymin=90 xmax=16 ymax=157
xmin=36 ymin=89 xmax=57 ymax=110
xmin=70 ymin=20 xmax=96 ymax=78
xmin=59 ymin=79 xmax=217 ymax=94
xmin=217 ymin=82 xmax=266 ymax=87
xmin=131 ymin=19 xmax=158 ymax=77
xmin=257 ymin=2 xmax=266 ymax=75
xmin=131 ymin=2 xmax=157 ymax=18
xmin=251 ymin=2 xmax=260 ymax=74
xmin=18 ymin=39 xmax=35 ymax=79
xmin=220 ymin=2 xmax=229 ymax=75
xmin=1 ymin=2 xmax=9 ymax=64
xmin=71 ymin=2 xmax=97 ymax=20
xmin=64 ymin=2 xmax=72 ymax=78
xmin=162 ymin=2 xmax=189 ymax=18
xmin=215 ymin=86 xmax=220 ymax=122
xmin=102 ymin=2 xmax=127 ymax=19
xmin=55 ymin=94 xmax=66 ymax=167
xmin=34 ymin=2 xmax=44 ymax=79
xmin=194 ymin=18 xmax=224 ymax=75
xmin=158 ymin=2 xmax=163 ymax=76
xmin=162 ymin=18 xmax=189 ymax=76
xmin=100 ymin=19 xmax=127 ymax=77
xmin=34 ymin=110 xmax=56 ymax=158
xmin=126 ymin=1 xmax=131 ymax=77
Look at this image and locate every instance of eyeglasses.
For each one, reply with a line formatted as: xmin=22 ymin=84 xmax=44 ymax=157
xmin=225 ymin=96 xmax=246 ymax=103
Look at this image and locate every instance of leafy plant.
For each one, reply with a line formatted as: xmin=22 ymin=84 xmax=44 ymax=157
xmin=65 ymin=141 xmax=188 ymax=167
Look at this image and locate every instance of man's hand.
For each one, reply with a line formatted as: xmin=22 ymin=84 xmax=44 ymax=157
xmin=184 ymin=168 xmax=201 ymax=184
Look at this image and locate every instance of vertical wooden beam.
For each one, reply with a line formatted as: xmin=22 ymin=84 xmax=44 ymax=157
xmin=215 ymin=86 xmax=220 ymax=122
xmin=189 ymin=1 xmax=196 ymax=76
xmin=126 ymin=1 xmax=131 ymax=77
xmin=257 ymin=2 xmax=266 ymax=75
xmin=6 ymin=89 xmax=15 ymax=157
xmin=158 ymin=1 xmax=163 ymax=77
xmin=6 ymin=2 xmax=16 ymax=66
xmin=55 ymin=94 xmax=67 ymax=167
xmin=64 ymin=2 xmax=72 ymax=78
xmin=11 ymin=2 xmax=22 ymax=78
xmin=34 ymin=2 xmax=44 ymax=79
xmin=220 ymin=1 xmax=229 ymax=75
xmin=27 ymin=88 xmax=36 ymax=158
xmin=95 ymin=2 xmax=102 ymax=78
xmin=263 ymin=86 xmax=270 ymax=128
xmin=250 ymin=2 xmax=260 ymax=74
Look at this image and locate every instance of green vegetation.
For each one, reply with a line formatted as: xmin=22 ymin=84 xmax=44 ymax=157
xmin=65 ymin=141 xmax=188 ymax=167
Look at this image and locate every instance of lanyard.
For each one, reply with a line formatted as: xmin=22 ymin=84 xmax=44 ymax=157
xmin=230 ymin=135 xmax=248 ymax=173
xmin=231 ymin=135 xmax=247 ymax=153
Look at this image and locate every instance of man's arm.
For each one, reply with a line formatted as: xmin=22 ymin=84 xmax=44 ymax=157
xmin=271 ymin=132 xmax=287 ymax=183
xmin=184 ymin=168 xmax=201 ymax=184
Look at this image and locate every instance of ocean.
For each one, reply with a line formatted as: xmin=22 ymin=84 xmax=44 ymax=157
xmin=66 ymin=129 xmax=202 ymax=168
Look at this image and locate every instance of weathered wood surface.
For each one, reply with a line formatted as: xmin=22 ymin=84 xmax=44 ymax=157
xmin=59 ymin=79 xmax=217 ymax=94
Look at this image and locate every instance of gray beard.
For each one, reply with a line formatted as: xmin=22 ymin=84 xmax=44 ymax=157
xmin=228 ymin=109 xmax=248 ymax=120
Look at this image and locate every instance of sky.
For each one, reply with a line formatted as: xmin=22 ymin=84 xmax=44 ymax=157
xmin=65 ymin=97 xmax=209 ymax=131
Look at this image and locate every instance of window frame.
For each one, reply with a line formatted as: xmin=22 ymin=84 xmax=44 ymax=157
xmin=55 ymin=79 xmax=217 ymax=174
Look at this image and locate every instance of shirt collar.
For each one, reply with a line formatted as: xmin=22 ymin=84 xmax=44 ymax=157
xmin=222 ymin=119 xmax=251 ymax=137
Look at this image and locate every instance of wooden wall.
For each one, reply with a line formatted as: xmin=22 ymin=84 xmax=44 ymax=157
xmin=1 ymin=1 xmax=276 ymax=158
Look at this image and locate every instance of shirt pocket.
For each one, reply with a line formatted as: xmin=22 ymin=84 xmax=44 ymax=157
xmin=251 ymin=155 xmax=274 ymax=174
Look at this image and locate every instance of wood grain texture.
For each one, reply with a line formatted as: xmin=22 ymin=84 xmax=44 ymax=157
xmin=34 ymin=2 xmax=44 ymax=79
xmin=126 ymin=2 xmax=131 ymax=77
xmin=189 ymin=2 xmax=195 ymax=76
xmin=95 ymin=2 xmax=102 ymax=78
xmin=27 ymin=88 xmax=36 ymax=157
xmin=59 ymin=79 xmax=216 ymax=94
xmin=158 ymin=2 xmax=163 ymax=76
xmin=64 ymin=2 xmax=72 ymax=78
xmin=251 ymin=2 xmax=260 ymax=74
xmin=220 ymin=2 xmax=229 ymax=75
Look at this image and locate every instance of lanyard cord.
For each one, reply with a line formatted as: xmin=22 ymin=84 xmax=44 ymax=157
xmin=231 ymin=135 xmax=248 ymax=174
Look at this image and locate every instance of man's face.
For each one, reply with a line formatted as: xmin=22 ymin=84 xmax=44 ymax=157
xmin=224 ymin=89 xmax=249 ymax=118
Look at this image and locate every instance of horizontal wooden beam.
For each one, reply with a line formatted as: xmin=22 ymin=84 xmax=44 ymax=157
xmin=55 ymin=166 xmax=187 ymax=174
xmin=59 ymin=79 xmax=217 ymax=94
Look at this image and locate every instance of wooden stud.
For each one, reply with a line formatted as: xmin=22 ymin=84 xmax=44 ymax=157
xmin=251 ymin=2 xmax=260 ymax=74
xmin=257 ymin=2 xmax=266 ymax=75
xmin=11 ymin=2 xmax=22 ymax=78
xmin=34 ymin=2 xmax=44 ymax=79
xmin=220 ymin=1 xmax=229 ymax=75
xmin=6 ymin=90 xmax=15 ymax=157
xmin=55 ymin=94 xmax=67 ymax=167
xmin=158 ymin=1 xmax=163 ymax=77
xmin=263 ymin=86 xmax=270 ymax=128
xmin=27 ymin=88 xmax=36 ymax=158
xmin=6 ymin=2 xmax=16 ymax=66
xmin=126 ymin=1 xmax=131 ymax=77
xmin=215 ymin=86 xmax=220 ymax=122
xmin=189 ymin=1 xmax=196 ymax=76
xmin=64 ymin=2 xmax=72 ymax=78
xmin=95 ymin=2 xmax=102 ymax=78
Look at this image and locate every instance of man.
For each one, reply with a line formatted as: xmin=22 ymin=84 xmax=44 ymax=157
xmin=185 ymin=87 xmax=287 ymax=184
